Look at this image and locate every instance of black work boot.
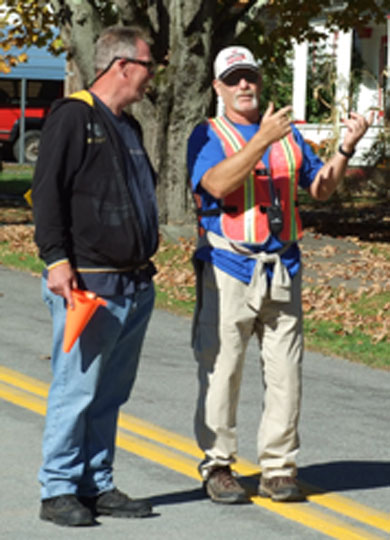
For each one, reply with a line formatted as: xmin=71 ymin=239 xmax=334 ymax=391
xmin=83 ymin=488 xmax=153 ymax=518
xmin=40 ymin=494 xmax=95 ymax=526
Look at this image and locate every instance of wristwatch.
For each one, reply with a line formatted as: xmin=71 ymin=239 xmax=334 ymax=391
xmin=338 ymin=144 xmax=355 ymax=159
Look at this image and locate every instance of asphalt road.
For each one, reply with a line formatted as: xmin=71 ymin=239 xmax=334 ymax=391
xmin=0 ymin=266 xmax=389 ymax=540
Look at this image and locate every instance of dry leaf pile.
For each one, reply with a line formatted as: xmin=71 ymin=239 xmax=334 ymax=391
xmin=302 ymin=239 xmax=390 ymax=344
xmin=0 ymin=224 xmax=38 ymax=258
xmin=1 ymin=224 xmax=389 ymax=343
xmin=153 ymin=237 xmax=196 ymax=306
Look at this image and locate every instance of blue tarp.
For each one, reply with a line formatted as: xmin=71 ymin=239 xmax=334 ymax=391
xmin=1 ymin=44 xmax=65 ymax=80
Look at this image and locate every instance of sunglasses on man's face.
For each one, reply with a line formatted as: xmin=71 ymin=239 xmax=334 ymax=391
xmin=91 ymin=55 xmax=155 ymax=85
xmin=221 ymin=70 xmax=259 ymax=86
xmin=116 ymin=56 xmax=155 ymax=75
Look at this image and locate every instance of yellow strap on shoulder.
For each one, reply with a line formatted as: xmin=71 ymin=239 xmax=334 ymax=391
xmin=69 ymin=90 xmax=94 ymax=107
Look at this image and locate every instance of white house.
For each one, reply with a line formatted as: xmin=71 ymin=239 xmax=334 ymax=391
xmin=292 ymin=14 xmax=390 ymax=167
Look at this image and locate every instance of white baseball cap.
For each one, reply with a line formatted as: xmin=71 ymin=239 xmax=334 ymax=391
xmin=214 ymin=46 xmax=259 ymax=80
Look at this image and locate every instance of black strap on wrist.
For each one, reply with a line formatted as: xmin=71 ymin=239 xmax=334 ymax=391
xmin=338 ymin=144 xmax=355 ymax=159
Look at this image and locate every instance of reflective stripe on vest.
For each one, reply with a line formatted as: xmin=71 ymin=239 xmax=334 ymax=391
xmin=208 ymin=116 xmax=303 ymax=245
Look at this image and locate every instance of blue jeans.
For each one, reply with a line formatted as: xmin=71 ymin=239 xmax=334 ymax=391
xmin=39 ymin=278 xmax=155 ymax=500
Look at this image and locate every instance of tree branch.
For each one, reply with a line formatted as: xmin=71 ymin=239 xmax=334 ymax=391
xmin=234 ymin=0 xmax=270 ymax=39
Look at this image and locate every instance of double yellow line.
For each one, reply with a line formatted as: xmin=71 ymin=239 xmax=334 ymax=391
xmin=0 ymin=365 xmax=389 ymax=540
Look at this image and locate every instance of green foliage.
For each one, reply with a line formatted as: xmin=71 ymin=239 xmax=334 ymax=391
xmin=349 ymin=37 xmax=365 ymax=112
xmin=306 ymin=40 xmax=336 ymax=123
xmin=2 ymin=0 xmax=390 ymax=130
xmin=258 ymin=47 xmax=293 ymax=111
xmin=2 ymin=0 xmax=390 ymax=73
xmin=0 ymin=0 xmax=62 ymax=73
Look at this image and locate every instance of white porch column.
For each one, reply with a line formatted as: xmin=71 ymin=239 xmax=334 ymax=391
xmin=335 ymin=29 xmax=353 ymax=119
xmin=292 ymin=39 xmax=308 ymax=121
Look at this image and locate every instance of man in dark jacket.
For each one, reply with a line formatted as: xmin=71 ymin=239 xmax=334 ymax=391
xmin=32 ymin=25 xmax=158 ymax=527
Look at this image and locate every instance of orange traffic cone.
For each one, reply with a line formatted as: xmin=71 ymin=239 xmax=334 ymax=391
xmin=63 ymin=289 xmax=107 ymax=353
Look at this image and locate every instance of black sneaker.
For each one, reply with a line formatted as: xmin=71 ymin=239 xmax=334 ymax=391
xmin=204 ymin=466 xmax=248 ymax=504
xmin=259 ymin=476 xmax=306 ymax=502
xmin=90 ymin=488 xmax=152 ymax=518
xmin=40 ymin=494 xmax=95 ymax=527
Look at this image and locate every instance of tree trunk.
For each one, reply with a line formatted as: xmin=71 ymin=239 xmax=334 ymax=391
xmin=133 ymin=85 xmax=210 ymax=223
xmin=53 ymin=1 xmax=218 ymax=225
xmin=52 ymin=0 xmax=102 ymax=91
xmin=132 ymin=2 xmax=215 ymax=225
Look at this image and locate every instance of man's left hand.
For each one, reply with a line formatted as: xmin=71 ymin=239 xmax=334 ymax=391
xmin=340 ymin=110 xmax=375 ymax=154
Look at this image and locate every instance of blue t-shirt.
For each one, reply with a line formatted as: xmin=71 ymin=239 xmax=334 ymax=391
xmin=187 ymin=119 xmax=323 ymax=283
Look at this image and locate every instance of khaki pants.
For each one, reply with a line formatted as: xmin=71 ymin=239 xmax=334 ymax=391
xmin=193 ymin=261 xmax=303 ymax=480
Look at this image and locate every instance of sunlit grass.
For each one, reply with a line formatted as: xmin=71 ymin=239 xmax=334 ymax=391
xmin=0 ymin=242 xmax=44 ymax=274
xmin=304 ymin=319 xmax=390 ymax=369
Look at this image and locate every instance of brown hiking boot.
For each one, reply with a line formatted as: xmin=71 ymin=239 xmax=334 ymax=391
xmin=259 ymin=476 xmax=306 ymax=502
xmin=205 ymin=466 xmax=248 ymax=504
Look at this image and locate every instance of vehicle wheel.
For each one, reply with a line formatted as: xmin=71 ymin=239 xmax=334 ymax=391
xmin=13 ymin=130 xmax=41 ymax=164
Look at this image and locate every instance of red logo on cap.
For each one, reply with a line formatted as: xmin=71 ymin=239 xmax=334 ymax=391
xmin=226 ymin=50 xmax=246 ymax=66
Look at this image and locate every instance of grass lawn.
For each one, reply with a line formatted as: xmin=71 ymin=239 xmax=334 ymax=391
xmin=1 ymin=162 xmax=389 ymax=370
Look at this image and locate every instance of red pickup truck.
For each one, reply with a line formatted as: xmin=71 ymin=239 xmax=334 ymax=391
xmin=0 ymin=78 xmax=63 ymax=163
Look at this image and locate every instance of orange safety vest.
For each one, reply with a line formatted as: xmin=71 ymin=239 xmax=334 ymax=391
xmin=206 ymin=116 xmax=304 ymax=245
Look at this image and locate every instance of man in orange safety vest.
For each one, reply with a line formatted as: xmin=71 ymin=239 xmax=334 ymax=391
xmin=187 ymin=45 xmax=373 ymax=504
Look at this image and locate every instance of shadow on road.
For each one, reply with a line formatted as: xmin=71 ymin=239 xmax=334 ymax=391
xmin=237 ymin=460 xmax=390 ymax=498
xmin=148 ymin=487 xmax=206 ymax=507
xmin=299 ymin=460 xmax=390 ymax=493
xmin=301 ymin=206 xmax=390 ymax=242
xmin=146 ymin=460 xmax=390 ymax=507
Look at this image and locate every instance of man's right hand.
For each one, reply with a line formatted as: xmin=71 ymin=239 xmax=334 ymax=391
xmin=200 ymin=102 xmax=294 ymax=199
xmin=257 ymin=102 xmax=293 ymax=146
xmin=47 ymin=262 xmax=78 ymax=309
